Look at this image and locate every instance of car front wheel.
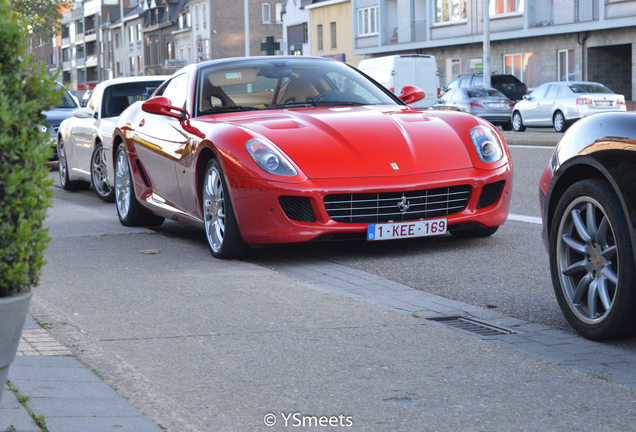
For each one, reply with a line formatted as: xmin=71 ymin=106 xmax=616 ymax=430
xmin=550 ymin=179 xmax=636 ymax=340
xmin=114 ymin=145 xmax=164 ymax=227
xmin=91 ymin=143 xmax=114 ymax=202
xmin=202 ymin=159 xmax=249 ymax=259
xmin=512 ymin=112 xmax=526 ymax=132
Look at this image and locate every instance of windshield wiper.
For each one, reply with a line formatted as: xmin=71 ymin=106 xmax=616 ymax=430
xmin=201 ymin=106 xmax=258 ymax=115
xmin=267 ymin=102 xmax=314 ymax=109
xmin=311 ymin=101 xmax=368 ymax=107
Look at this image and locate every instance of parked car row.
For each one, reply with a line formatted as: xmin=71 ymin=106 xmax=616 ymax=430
xmin=54 ymin=57 xmax=635 ymax=341
xmin=434 ymin=77 xmax=626 ymax=132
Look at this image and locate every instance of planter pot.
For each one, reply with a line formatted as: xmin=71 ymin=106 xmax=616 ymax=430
xmin=0 ymin=292 xmax=32 ymax=403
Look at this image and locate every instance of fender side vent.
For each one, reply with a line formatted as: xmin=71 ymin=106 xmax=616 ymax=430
xmin=135 ymin=159 xmax=151 ymax=188
xmin=279 ymin=196 xmax=316 ymax=222
xmin=427 ymin=316 xmax=515 ymax=336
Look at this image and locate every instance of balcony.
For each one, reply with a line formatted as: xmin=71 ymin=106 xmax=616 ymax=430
xmin=62 ymin=60 xmax=71 ymax=71
xmin=529 ymin=0 xmax=599 ymax=27
xmin=84 ymin=29 xmax=96 ymax=42
xmin=62 ymin=37 xmax=70 ymax=47
xmin=86 ymin=55 xmax=98 ymax=68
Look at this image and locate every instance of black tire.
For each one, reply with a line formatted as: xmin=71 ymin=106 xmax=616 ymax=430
xmin=512 ymin=111 xmax=526 ymax=132
xmin=58 ymin=138 xmax=90 ymax=191
xmin=553 ymin=111 xmax=569 ymax=133
xmin=114 ymin=145 xmax=164 ymax=227
xmin=549 ymin=179 xmax=636 ymax=340
xmin=501 ymin=122 xmax=513 ymax=131
xmin=450 ymin=226 xmax=499 ymax=238
xmin=91 ymin=143 xmax=115 ymax=202
xmin=201 ymin=158 xmax=249 ymax=259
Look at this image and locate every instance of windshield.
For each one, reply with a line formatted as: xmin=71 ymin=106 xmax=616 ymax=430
xmin=467 ymin=88 xmax=506 ymax=98
xmin=196 ymin=58 xmax=398 ymax=116
xmin=56 ymin=84 xmax=78 ymax=108
xmin=568 ymin=83 xmax=614 ymax=94
xmin=102 ymin=81 xmax=165 ymax=118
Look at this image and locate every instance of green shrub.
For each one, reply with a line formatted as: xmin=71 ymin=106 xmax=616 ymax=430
xmin=0 ymin=0 xmax=60 ymax=297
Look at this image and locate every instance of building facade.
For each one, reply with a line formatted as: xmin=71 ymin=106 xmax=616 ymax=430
xmin=282 ymin=0 xmax=311 ymax=56
xmin=351 ymin=0 xmax=636 ymax=100
xmin=308 ymin=0 xmax=365 ymax=67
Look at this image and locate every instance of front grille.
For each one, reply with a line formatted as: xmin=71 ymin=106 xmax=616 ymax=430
xmin=279 ymin=196 xmax=316 ymax=222
xmin=477 ymin=181 xmax=505 ymax=210
xmin=324 ymin=185 xmax=472 ymax=224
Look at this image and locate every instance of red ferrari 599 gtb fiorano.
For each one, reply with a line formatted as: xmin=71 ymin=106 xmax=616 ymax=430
xmin=112 ymin=56 xmax=513 ymax=259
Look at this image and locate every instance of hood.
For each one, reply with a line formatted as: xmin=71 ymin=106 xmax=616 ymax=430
xmin=222 ymin=106 xmax=473 ymax=178
xmin=42 ymin=108 xmax=77 ymax=128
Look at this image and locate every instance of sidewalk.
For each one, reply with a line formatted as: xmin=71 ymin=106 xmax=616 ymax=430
xmin=1 ymin=315 xmax=161 ymax=432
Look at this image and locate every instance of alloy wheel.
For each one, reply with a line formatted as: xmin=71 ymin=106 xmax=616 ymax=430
xmin=556 ymin=196 xmax=618 ymax=325
xmin=115 ymin=149 xmax=131 ymax=219
xmin=203 ymin=165 xmax=226 ymax=252
xmin=92 ymin=146 xmax=112 ymax=197
xmin=58 ymin=141 xmax=67 ymax=186
xmin=554 ymin=112 xmax=565 ymax=132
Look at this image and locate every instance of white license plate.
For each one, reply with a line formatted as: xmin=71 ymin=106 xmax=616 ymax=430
xmin=595 ymin=101 xmax=611 ymax=106
xmin=367 ymin=218 xmax=447 ymax=241
xmin=486 ymin=103 xmax=505 ymax=108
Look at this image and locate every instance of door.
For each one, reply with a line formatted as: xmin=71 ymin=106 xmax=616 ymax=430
xmin=537 ymin=84 xmax=560 ymax=125
xmin=133 ymin=74 xmax=190 ymax=211
xmin=520 ymin=84 xmax=548 ymax=126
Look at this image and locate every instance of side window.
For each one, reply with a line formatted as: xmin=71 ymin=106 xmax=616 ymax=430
xmin=161 ymin=73 xmax=189 ymax=109
xmin=87 ymin=86 xmax=104 ymax=114
xmin=459 ymin=77 xmax=471 ymax=87
xmin=545 ymin=85 xmax=560 ymax=98
xmin=530 ymin=84 xmax=548 ymax=99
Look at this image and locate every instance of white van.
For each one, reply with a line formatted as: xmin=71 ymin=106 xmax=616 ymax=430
xmin=357 ymin=54 xmax=440 ymax=109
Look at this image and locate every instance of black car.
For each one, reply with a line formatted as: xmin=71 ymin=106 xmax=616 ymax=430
xmin=540 ymin=111 xmax=636 ymax=340
xmin=42 ymin=83 xmax=79 ymax=160
xmin=442 ymin=73 xmax=528 ymax=102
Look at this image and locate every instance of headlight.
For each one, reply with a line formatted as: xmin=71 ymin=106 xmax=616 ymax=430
xmin=469 ymin=125 xmax=503 ymax=163
xmin=245 ymin=138 xmax=297 ymax=177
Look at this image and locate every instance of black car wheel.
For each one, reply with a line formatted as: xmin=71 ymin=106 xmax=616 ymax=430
xmin=553 ymin=111 xmax=569 ymax=133
xmin=202 ymin=159 xmax=249 ymax=259
xmin=114 ymin=145 xmax=164 ymax=227
xmin=58 ymin=138 xmax=89 ymax=191
xmin=512 ymin=112 xmax=526 ymax=132
xmin=501 ymin=122 xmax=513 ymax=131
xmin=550 ymin=179 xmax=636 ymax=340
xmin=91 ymin=143 xmax=115 ymax=202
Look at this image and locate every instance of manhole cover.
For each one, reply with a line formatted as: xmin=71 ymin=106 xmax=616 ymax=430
xmin=427 ymin=316 xmax=515 ymax=336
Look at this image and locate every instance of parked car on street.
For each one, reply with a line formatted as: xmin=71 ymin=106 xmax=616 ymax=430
xmin=112 ymin=56 xmax=513 ymax=259
xmin=42 ymin=83 xmax=80 ymax=160
xmin=431 ymin=87 xmax=515 ymax=130
xmin=512 ymin=81 xmax=626 ymax=133
xmin=442 ymin=73 xmax=527 ymax=102
xmin=57 ymin=76 xmax=169 ymax=201
xmin=540 ymin=111 xmax=636 ymax=340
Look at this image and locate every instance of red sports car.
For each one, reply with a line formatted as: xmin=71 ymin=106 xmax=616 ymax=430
xmin=112 ymin=56 xmax=513 ymax=259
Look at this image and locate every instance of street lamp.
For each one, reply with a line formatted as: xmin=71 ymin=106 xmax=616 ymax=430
xmin=244 ymin=0 xmax=250 ymax=56
xmin=120 ymin=0 xmax=127 ymax=76
xmin=483 ymin=0 xmax=490 ymax=88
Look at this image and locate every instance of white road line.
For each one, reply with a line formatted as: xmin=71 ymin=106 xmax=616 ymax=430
xmin=508 ymin=144 xmax=555 ymax=149
xmin=508 ymin=214 xmax=543 ymax=225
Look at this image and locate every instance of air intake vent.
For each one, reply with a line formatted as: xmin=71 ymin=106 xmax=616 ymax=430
xmin=324 ymin=185 xmax=472 ymax=224
xmin=427 ymin=316 xmax=515 ymax=336
xmin=477 ymin=181 xmax=505 ymax=210
xmin=279 ymin=196 xmax=316 ymax=222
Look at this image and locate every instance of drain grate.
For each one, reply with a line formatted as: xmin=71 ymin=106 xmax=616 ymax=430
xmin=427 ymin=316 xmax=515 ymax=336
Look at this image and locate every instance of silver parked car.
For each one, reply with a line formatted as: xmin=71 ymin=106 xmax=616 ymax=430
xmin=511 ymin=81 xmax=626 ymax=133
xmin=432 ymin=87 xmax=515 ymax=130
xmin=57 ymin=76 xmax=169 ymax=201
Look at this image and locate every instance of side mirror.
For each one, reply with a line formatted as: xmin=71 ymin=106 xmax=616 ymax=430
xmin=522 ymin=94 xmax=530 ymax=100
xmin=142 ymin=96 xmax=188 ymax=121
xmin=398 ymin=85 xmax=425 ymax=105
xmin=73 ymin=107 xmax=95 ymax=119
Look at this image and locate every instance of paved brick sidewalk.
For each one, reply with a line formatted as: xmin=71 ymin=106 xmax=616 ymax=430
xmin=1 ymin=315 xmax=162 ymax=432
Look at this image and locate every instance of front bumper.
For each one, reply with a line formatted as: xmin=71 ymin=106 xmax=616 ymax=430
xmin=228 ymin=164 xmax=513 ymax=244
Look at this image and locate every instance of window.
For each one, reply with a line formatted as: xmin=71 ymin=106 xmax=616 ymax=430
xmin=129 ymin=25 xmax=135 ymax=43
xmin=558 ymin=49 xmax=576 ymax=81
xmin=76 ymin=19 xmax=83 ymax=34
xmin=357 ymin=6 xmax=378 ymax=36
xmin=116 ymin=62 xmax=121 ymax=76
xmin=275 ymin=3 xmax=282 ymax=23
xmin=317 ymin=24 xmax=323 ymax=50
xmin=490 ymin=0 xmax=524 ymax=15
xmin=167 ymin=42 xmax=174 ymax=60
xmin=203 ymin=4 xmax=207 ymax=28
xmin=330 ymin=22 xmax=337 ymax=49
xmin=138 ymin=55 xmax=143 ymax=72
xmin=435 ymin=0 xmax=466 ymax=23
xmin=115 ymin=33 xmax=119 ymax=49
xmin=137 ymin=23 xmax=142 ymax=41
xmin=504 ymin=54 xmax=522 ymax=80
xmin=162 ymin=73 xmax=189 ymax=109
xmin=130 ymin=56 xmax=135 ymax=74
xmin=504 ymin=52 xmax=540 ymax=88
xmin=195 ymin=5 xmax=199 ymax=29
xmin=186 ymin=12 xmax=191 ymax=28
xmin=262 ymin=3 xmax=271 ymax=24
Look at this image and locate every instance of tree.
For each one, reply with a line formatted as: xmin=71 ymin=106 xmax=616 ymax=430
xmin=10 ymin=0 xmax=69 ymax=41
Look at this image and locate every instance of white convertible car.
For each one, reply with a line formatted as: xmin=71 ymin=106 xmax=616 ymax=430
xmin=57 ymin=76 xmax=169 ymax=201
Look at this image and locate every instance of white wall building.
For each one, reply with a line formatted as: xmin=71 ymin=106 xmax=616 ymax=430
xmin=282 ymin=0 xmax=311 ymax=55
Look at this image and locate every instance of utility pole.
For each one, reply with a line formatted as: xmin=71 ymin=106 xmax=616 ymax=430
xmin=244 ymin=0 xmax=250 ymax=56
xmin=120 ymin=0 xmax=127 ymax=76
xmin=483 ymin=0 xmax=490 ymax=88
